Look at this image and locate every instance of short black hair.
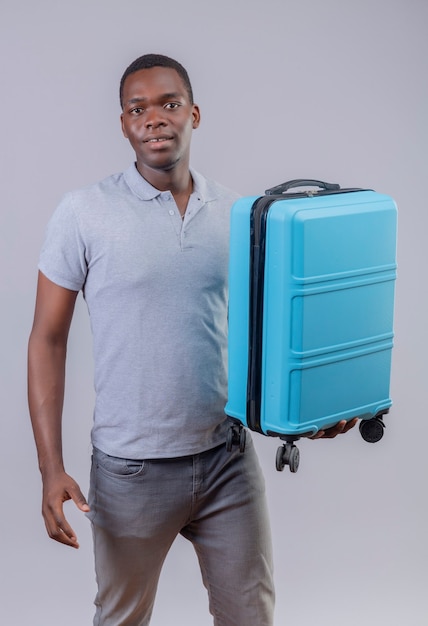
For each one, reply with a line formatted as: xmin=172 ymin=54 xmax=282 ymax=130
xmin=119 ymin=53 xmax=194 ymax=108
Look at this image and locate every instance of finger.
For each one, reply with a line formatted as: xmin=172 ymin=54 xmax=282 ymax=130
xmin=321 ymin=418 xmax=359 ymax=438
xmin=43 ymin=509 xmax=80 ymax=548
xmin=309 ymin=430 xmax=325 ymax=440
xmin=327 ymin=420 xmax=347 ymax=437
xmin=69 ymin=486 xmax=90 ymax=513
xmin=324 ymin=422 xmax=347 ymax=438
xmin=310 ymin=420 xmax=346 ymax=439
xmin=342 ymin=417 xmax=359 ymax=433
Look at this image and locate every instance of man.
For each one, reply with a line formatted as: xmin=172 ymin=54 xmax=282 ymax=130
xmin=28 ymin=54 xmax=355 ymax=625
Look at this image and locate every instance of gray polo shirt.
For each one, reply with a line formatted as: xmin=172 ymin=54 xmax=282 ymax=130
xmin=39 ymin=163 xmax=239 ymax=459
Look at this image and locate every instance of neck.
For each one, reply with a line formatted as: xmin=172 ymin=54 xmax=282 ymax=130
xmin=135 ymin=159 xmax=192 ymax=195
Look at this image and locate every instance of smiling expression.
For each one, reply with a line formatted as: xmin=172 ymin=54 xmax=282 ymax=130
xmin=120 ymin=67 xmax=200 ymax=181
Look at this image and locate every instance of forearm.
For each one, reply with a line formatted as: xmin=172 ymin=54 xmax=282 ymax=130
xmin=28 ymin=333 xmax=67 ymax=476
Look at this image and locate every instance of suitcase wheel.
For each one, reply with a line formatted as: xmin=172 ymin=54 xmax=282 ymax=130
xmin=359 ymin=416 xmax=385 ymax=443
xmin=226 ymin=427 xmax=234 ymax=452
xmin=226 ymin=422 xmax=247 ymax=453
xmin=276 ymin=443 xmax=300 ymax=473
xmin=239 ymin=427 xmax=247 ymax=453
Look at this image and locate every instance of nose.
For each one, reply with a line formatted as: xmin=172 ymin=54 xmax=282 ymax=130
xmin=145 ymin=107 xmax=166 ymax=129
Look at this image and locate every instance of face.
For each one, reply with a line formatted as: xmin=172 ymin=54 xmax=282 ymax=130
xmin=120 ymin=67 xmax=200 ymax=178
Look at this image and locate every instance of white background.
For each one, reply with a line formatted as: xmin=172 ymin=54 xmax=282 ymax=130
xmin=1 ymin=0 xmax=427 ymax=624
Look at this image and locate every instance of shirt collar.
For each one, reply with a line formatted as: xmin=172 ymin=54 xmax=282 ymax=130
xmin=123 ymin=162 xmax=216 ymax=203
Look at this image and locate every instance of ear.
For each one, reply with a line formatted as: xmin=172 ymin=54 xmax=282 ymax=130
xmin=192 ymin=104 xmax=201 ymax=129
xmin=120 ymin=113 xmax=128 ymax=139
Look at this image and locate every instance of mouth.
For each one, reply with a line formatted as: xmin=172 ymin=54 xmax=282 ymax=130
xmin=143 ymin=135 xmax=174 ymax=144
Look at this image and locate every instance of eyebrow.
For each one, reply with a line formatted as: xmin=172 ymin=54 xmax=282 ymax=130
xmin=125 ymin=92 xmax=184 ymax=106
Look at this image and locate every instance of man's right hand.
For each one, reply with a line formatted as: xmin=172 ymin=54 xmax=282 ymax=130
xmin=41 ymin=470 xmax=90 ymax=548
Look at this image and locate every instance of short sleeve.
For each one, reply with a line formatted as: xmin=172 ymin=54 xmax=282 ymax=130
xmin=38 ymin=192 xmax=88 ymax=291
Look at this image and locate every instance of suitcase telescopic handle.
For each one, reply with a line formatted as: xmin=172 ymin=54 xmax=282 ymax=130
xmin=265 ymin=179 xmax=341 ymax=195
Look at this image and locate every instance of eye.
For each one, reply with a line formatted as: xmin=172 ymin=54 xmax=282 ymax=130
xmin=130 ymin=107 xmax=144 ymax=115
xmin=164 ymin=102 xmax=181 ymax=110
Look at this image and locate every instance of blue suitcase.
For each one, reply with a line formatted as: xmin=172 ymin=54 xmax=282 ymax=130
xmin=225 ymin=179 xmax=397 ymax=472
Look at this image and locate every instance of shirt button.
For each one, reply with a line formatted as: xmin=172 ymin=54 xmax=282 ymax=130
xmin=169 ymin=210 xmax=174 ymax=216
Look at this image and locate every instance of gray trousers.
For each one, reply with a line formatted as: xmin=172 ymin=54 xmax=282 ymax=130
xmin=87 ymin=435 xmax=275 ymax=626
